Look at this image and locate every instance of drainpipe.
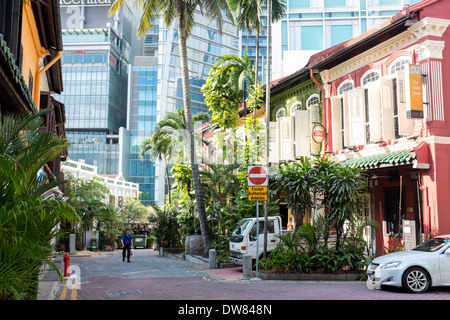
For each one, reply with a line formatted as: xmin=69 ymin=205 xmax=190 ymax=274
xmin=34 ymin=51 xmax=62 ymax=110
xmin=310 ymin=68 xmax=332 ymax=152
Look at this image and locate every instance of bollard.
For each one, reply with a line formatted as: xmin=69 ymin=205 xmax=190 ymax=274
xmin=242 ymin=254 xmax=252 ymax=280
xmin=63 ymin=253 xmax=70 ymax=277
xmin=69 ymin=234 xmax=76 ymax=255
xmin=208 ymin=249 xmax=216 ymax=269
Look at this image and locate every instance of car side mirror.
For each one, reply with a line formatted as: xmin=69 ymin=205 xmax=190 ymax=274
xmin=445 ymin=247 xmax=450 ymax=256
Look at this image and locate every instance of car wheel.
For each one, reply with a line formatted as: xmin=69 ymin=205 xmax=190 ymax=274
xmin=402 ymin=267 xmax=430 ymax=293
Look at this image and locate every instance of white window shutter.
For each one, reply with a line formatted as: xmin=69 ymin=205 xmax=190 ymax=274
xmin=294 ymin=109 xmax=311 ymax=157
xmin=343 ymin=92 xmax=351 ymax=146
xmin=348 ymin=88 xmax=365 ymax=146
xmin=331 ymin=96 xmax=343 ymax=151
xmin=309 ymin=104 xmax=321 ymax=154
xmin=381 ymin=77 xmax=394 ymax=140
xmin=396 ymin=71 xmax=415 ymax=136
xmin=291 ymin=116 xmax=296 ymax=158
xmin=269 ymin=121 xmax=279 ymax=163
xmin=368 ymin=82 xmax=382 ymax=142
xmin=279 ymin=117 xmax=292 ymax=160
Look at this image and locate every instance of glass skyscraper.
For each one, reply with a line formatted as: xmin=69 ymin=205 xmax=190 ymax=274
xmin=56 ymin=28 xmax=129 ymax=174
xmin=56 ymin=2 xmax=141 ymax=175
xmin=121 ymin=59 xmax=158 ymax=205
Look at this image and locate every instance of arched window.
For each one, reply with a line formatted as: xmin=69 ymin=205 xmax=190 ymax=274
xmin=289 ymin=101 xmax=302 ymax=116
xmin=361 ymin=70 xmax=380 ymax=86
xmin=389 ymin=57 xmax=411 ymax=75
xmin=276 ymin=108 xmax=286 ymax=118
xmin=338 ymin=79 xmax=354 ymax=95
xmin=306 ymin=94 xmax=320 ymax=109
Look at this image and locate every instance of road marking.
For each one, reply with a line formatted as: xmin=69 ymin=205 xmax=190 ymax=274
xmin=123 ymin=270 xmax=157 ymax=275
xmin=60 ymin=284 xmax=68 ymax=300
xmin=71 ymin=286 xmax=77 ymax=300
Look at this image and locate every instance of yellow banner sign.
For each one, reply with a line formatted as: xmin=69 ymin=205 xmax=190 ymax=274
xmin=407 ymin=64 xmax=423 ymax=119
xmin=248 ymin=194 xmax=268 ymax=201
xmin=248 ymin=186 xmax=268 ymax=201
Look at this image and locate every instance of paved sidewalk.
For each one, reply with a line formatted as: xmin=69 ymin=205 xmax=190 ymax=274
xmin=202 ymin=267 xmax=244 ymax=280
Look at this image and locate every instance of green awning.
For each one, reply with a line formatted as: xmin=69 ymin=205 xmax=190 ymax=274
xmin=341 ymin=149 xmax=417 ymax=169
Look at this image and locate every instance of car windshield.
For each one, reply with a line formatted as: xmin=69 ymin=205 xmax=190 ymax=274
xmin=412 ymin=237 xmax=450 ymax=252
xmin=231 ymin=219 xmax=252 ymax=236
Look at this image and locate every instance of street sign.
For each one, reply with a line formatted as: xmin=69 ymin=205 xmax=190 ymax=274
xmin=312 ymin=124 xmax=326 ymax=143
xmin=248 ymin=166 xmax=268 ymax=201
xmin=248 ymin=166 xmax=268 ymax=186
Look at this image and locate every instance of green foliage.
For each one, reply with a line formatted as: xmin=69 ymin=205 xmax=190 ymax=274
xmin=0 ymin=110 xmax=78 ymax=300
xmin=149 ymin=203 xmax=181 ymax=247
xmin=202 ymin=65 xmax=241 ymax=128
xmin=121 ymin=196 xmax=148 ymax=226
xmin=260 ymin=157 xmax=375 ymax=276
xmin=259 ymin=220 xmax=373 ymax=275
xmin=201 ymin=50 xmax=255 ymax=129
xmin=273 ymin=157 xmax=315 ymax=234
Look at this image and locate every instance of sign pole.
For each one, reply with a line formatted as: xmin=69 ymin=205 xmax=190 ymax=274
xmin=254 ymin=200 xmax=260 ymax=280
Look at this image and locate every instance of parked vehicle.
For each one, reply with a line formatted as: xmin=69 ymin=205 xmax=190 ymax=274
xmin=229 ymin=216 xmax=284 ymax=265
xmin=366 ymin=235 xmax=450 ymax=293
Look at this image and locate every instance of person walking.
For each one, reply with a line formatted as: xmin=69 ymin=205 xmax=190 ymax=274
xmin=121 ymin=229 xmax=133 ymax=262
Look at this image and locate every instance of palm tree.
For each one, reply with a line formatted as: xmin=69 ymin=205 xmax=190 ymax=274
xmin=140 ymin=133 xmax=175 ymax=204
xmin=212 ymin=48 xmax=255 ymax=122
xmin=228 ymin=0 xmax=263 ymax=127
xmin=273 ymin=157 xmax=315 ymax=235
xmin=140 ymin=109 xmax=210 ymax=207
xmin=228 ymin=0 xmax=285 ymax=127
xmin=0 ymin=110 xmax=78 ymax=299
xmin=111 ymin=0 xmax=233 ymax=254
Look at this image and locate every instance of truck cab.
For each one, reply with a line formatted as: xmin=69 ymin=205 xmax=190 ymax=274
xmin=229 ymin=216 xmax=282 ymax=265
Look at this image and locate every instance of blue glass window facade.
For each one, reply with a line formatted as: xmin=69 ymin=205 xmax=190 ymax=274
xmin=301 ymin=26 xmax=323 ymax=50
xmin=127 ymin=66 xmax=158 ymax=205
xmin=56 ymin=29 xmax=129 ymax=175
xmin=331 ymin=25 xmax=353 ymax=46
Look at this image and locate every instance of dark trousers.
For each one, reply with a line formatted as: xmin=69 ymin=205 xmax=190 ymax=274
xmin=123 ymin=243 xmax=131 ymax=261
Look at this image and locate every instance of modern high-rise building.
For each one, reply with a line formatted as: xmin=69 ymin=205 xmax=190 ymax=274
xmin=238 ymin=0 xmax=423 ymax=81
xmin=55 ymin=1 xmax=142 ymax=174
xmin=120 ymin=56 xmax=158 ymax=205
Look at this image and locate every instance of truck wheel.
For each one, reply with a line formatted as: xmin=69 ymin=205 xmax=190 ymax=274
xmin=402 ymin=267 xmax=430 ymax=293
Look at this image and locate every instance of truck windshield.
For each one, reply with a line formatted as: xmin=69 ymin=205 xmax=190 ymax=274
xmin=231 ymin=219 xmax=252 ymax=236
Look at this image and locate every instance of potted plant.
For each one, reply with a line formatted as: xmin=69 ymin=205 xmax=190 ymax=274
xmin=146 ymin=236 xmax=155 ymax=249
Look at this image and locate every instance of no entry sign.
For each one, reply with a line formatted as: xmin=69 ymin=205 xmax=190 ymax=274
xmin=248 ymin=166 xmax=268 ymax=186
xmin=248 ymin=166 xmax=268 ymax=201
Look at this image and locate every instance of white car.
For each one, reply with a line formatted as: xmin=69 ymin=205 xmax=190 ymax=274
xmin=366 ymin=235 xmax=450 ymax=293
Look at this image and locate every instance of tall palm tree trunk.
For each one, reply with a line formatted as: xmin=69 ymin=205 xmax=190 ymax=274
xmin=253 ymin=31 xmax=260 ymax=128
xmin=264 ymin=0 xmax=272 ymax=259
xmin=176 ymin=1 xmax=212 ymax=253
xmin=164 ymin=156 xmax=172 ymax=205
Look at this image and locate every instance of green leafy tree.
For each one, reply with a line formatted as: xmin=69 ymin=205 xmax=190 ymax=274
xmin=202 ymin=50 xmax=255 ymax=129
xmin=120 ymin=196 xmax=149 ymax=227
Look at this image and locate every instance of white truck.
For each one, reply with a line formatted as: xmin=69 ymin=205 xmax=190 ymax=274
xmin=229 ymin=216 xmax=283 ymax=265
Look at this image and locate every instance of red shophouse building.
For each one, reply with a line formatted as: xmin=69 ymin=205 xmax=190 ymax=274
xmin=308 ymin=0 xmax=450 ymax=253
